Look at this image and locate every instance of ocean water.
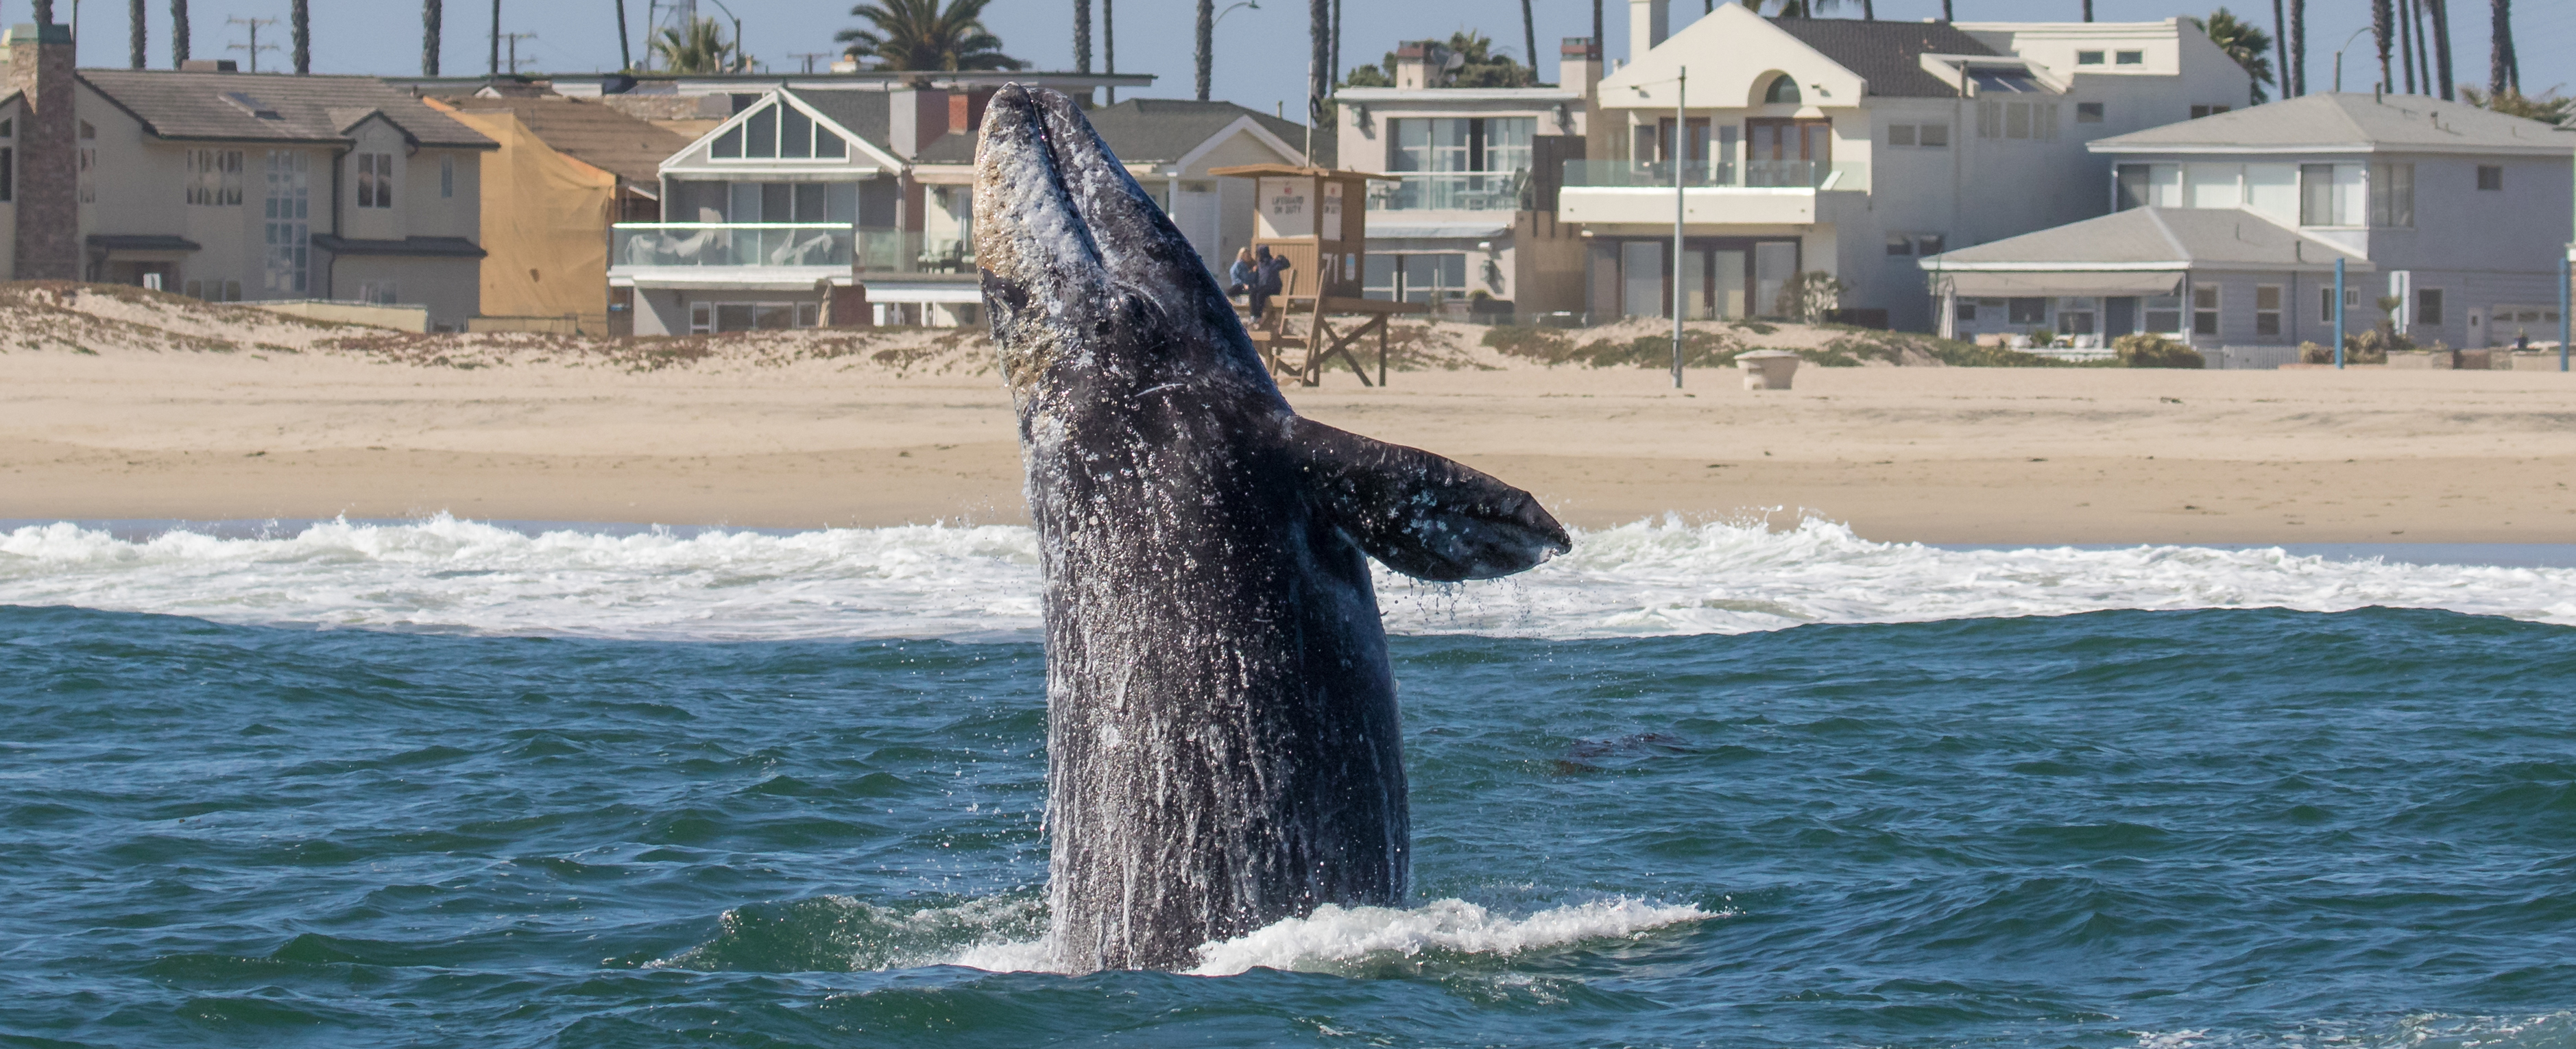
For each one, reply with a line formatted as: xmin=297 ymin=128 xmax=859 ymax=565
xmin=6 ymin=518 xmax=2576 ymax=1047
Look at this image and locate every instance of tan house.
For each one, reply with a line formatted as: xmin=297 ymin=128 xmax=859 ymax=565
xmin=433 ymin=93 xmax=690 ymax=333
xmin=0 ymin=26 xmax=494 ymax=328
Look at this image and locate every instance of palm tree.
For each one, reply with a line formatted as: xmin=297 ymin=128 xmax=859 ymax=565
xmin=2488 ymin=0 xmax=2516 ymax=95
xmin=31 ymin=0 xmax=52 ymax=21
xmin=1194 ymin=0 xmax=1212 ymax=100
xmin=424 ymin=0 xmax=442 ymax=75
xmin=653 ymin=16 xmax=734 ymax=73
xmin=1519 ymin=0 xmax=1536 ymax=86
xmin=2269 ymin=0 xmax=2288 ymax=95
xmin=170 ymin=0 xmax=189 ymax=65
xmin=2427 ymin=0 xmax=2453 ymax=99
xmin=2193 ymin=9 xmax=2276 ymax=102
xmin=837 ymin=0 xmax=1026 ymax=72
xmin=2372 ymin=0 xmax=2392 ymax=91
xmin=2287 ymin=0 xmax=2304 ymax=94
xmin=130 ymin=0 xmax=146 ymax=68
xmin=1309 ymin=0 xmax=1328 ymax=123
xmin=2459 ymin=85 xmax=2569 ymax=125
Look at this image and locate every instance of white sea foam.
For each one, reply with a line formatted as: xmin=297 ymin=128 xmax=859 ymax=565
xmin=3 ymin=515 xmax=2575 ymax=640
xmin=936 ymin=897 xmax=1715 ymax=976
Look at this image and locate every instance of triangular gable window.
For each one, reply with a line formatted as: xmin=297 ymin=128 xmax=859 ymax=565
xmin=711 ymin=97 xmax=850 ymax=160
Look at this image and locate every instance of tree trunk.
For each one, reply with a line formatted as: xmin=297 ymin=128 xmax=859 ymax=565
xmin=2372 ymin=0 xmax=2392 ymax=91
xmin=2270 ymin=0 xmax=2289 ymax=95
xmin=1862 ymin=0 xmax=1875 ymax=19
xmin=292 ymin=0 xmax=310 ymax=74
xmin=1073 ymin=0 xmax=1092 ymax=74
xmin=1105 ymin=0 xmax=1117 ymax=101
xmin=130 ymin=0 xmax=147 ymax=68
xmin=1330 ymin=0 xmax=1340 ymax=87
xmin=2082 ymin=0 xmax=2093 ymax=22
xmin=488 ymin=0 xmax=501 ymax=77
xmin=612 ymin=0 xmax=627 ymax=71
xmin=1194 ymin=0 xmax=1211 ymax=101
xmin=1308 ymin=0 xmax=1327 ymax=127
xmin=1591 ymin=0 xmax=1602 ymax=60
xmin=1520 ymin=0 xmax=1537 ymax=86
xmin=170 ymin=0 xmax=189 ymax=65
xmin=2288 ymin=0 xmax=2305 ymax=94
xmin=2410 ymin=0 xmax=2432 ymax=95
xmin=2396 ymin=0 xmax=2416 ymax=93
xmin=2428 ymin=0 xmax=2453 ymax=99
xmin=1942 ymin=0 xmax=1953 ymax=21
xmin=424 ymin=0 xmax=442 ymax=75
xmin=2488 ymin=0 xmax=2515 ymax=94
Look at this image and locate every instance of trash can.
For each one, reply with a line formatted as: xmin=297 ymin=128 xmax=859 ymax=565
xmin=1736 ymin=350 xmax=1802 ymax=390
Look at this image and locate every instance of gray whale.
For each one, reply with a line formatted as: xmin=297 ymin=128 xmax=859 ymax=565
xmin=973 ymin=85 xmax=1571 ymax=973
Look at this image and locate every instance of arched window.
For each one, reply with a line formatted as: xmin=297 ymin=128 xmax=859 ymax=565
xmin=1765 ymin=74 xmax=1803 ymax=104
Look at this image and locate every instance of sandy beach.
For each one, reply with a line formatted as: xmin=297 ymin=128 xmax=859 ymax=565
xmin=3 ymin=285 xmax=2573 ymax=544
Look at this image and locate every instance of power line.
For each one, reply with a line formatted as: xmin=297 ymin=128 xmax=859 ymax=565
xmin=225 ymin=16 xmax=279 ymax=73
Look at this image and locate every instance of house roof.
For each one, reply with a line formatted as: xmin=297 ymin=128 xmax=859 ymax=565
xmin=785 ymin=88 xmax=893 ymax=154
xmin=2090 ymin=91 xmax=2573 ymax=155
xmin=433 ymin=93 xmax=693 ymax=183
xmin=913 ymin=97 xmax=1322 ymax=167
xmin=78 ymin=69 xmax=493 ymax=148
xmin=1768 ymin=17 xmax=2002 ymax=98
xmin=1923 ymin=206 xmax=2370 ymax=272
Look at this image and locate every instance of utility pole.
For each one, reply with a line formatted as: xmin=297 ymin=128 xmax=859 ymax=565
xmin=1671 ymin=67 xmax=1686 ymax=389
xmin=226 ymin=16 xmax=278 ymax=73
xmin=503 ymin=31 xmax=535 ymax=74
xmin=614 ymin=0 xmax=629 ymax=71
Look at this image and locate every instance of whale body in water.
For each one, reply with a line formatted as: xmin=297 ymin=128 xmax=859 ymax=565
xmin=973 ymin=85 xmax=1572 ymax=973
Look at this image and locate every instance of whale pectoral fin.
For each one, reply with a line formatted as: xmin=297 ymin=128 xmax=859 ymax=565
xmin=1290 ymin=417 xmax=1573 ymax=582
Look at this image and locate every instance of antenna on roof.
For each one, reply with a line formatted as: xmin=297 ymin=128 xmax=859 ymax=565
xmin=225 ymin=16 xmax=280 ymax=74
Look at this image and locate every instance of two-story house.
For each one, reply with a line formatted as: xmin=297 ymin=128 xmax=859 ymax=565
xmin=1565 ymin=3 xmax=2249 ymax=329
xmin=0 ymin=25 xmax=494 ymax=328
xmin=1332 ymin=38 xmax=1591 ymax=317
xmin=1923 ymin=92 xmax=2573 ymax=362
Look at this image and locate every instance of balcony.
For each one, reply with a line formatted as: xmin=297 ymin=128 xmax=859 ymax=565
xmin=609 ymin=224 xmax=977 ymax=285
xmin=1556 ymin=160 xmax=1870 ymax=227
xmin=1366 ymin=171 xmax=1530 ymax=212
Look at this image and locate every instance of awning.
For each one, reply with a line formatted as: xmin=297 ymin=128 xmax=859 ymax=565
xmin=311 ymin=234 xmax=488 ymax=258
xmin=86 ymin=234 xmax=202 ymax=253
xmin=1931 ymin=269 xmax=2185 ymax=297
xmin=860 ymin=280 xmax=982 ymax=304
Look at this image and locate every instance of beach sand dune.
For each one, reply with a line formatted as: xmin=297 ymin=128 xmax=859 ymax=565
xmin=3 ymin=283 xmax=2571 ymax=544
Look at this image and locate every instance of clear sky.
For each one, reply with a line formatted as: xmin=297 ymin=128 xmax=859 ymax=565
xmin=49 ymin=0 xmax=2576 ymax=122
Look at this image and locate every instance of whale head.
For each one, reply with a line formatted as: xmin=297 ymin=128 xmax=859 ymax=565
xmin=972 ymin=85 xmax=1273 ymax=404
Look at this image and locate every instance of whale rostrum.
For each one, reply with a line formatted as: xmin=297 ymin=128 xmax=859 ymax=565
xmin=974 ymin=85 xmax=1572 ymax=973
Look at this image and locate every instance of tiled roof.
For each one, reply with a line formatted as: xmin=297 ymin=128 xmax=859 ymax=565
xmin=1770 ymin=18 xmax=2000 ymax=98
xmin=79 ymin=69 xmax=492 ymax=148
xmin=1924 ymin=206 xmax=2368 ymax=269
xmin=435 ymin=93 xmax=693 ymax=183
xmin=2089 ymin=91 xmax=2573 ymax=154
xmin=913 ymin=97 xmax=1321 ymax=168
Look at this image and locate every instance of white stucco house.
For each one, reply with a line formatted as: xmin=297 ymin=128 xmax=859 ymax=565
xmin=1923 ymin=92 xmax=2575 ymax=363
xmin=1563 ymin=2 xmax=2252 ymax=329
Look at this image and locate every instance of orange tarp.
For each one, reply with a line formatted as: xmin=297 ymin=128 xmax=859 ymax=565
xmin=435 ymin=101 xmax=616 ymax=330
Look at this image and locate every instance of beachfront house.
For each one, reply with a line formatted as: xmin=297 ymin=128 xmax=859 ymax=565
xmin=1332 ymin=38 xmax=1591 ymax=317
xmin=432 ymin=91 xmax=690 ymax=335
xmin=0 ymin=24 xmax=493 ymax=328
xmin=909 ymin=97 xmax=1316 ymax=293
xmin=1565 ymin=3 xmax=2250 ymax=329
xmin=1922 ymin=92 xmax=2575 ymax=363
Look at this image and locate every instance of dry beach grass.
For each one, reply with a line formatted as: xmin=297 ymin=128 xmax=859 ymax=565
xmin=3 ymin=282 xmax=2573 ymax=544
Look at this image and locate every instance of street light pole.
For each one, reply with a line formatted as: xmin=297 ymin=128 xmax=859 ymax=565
xmin=702 ymin=0 xmax=743 ymax=72
xmin=1672 ymin=66 xmax=1686 ymax=389
xmin=2331 ymin=25 xmax=2369 ymax=91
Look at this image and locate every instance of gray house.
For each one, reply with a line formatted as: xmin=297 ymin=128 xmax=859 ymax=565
xmin=1924 ymin=91 xmax=2574 ymax=361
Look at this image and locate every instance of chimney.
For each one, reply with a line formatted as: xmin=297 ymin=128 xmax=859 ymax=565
xmin=948 ymin=86 xmax=994 ymax=135
xmin=1561 ymin=37 xmax=1601 ymax=99
xmin=178 ymin=58 xmax=237 ymax=72
xmin=1628 ymin=0 xmax=1670 ymax=60
xmin=887 ymin=85 xmax=950 ymax=157
xmin=5 ymin=22 xmax=75 ymax=281
xmin=1392 ymin=41 xmax=1434 ymax=91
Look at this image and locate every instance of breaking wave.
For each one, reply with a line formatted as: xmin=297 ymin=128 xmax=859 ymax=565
xmin=4 ymin=514 xmax=2573 ymax=640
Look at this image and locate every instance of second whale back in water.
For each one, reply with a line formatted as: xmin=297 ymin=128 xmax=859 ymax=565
xmin=973 ymin=86 xmax=1572 ymax=973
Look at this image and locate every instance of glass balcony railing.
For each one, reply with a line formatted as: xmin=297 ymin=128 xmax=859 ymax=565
xmin=610 ymin=224 xmax=978 ymax=274
xmin=1365 ymin=171 xmax=1530 ymax=211
xmin=1561 ymin=160 xmax=1869 ymax=191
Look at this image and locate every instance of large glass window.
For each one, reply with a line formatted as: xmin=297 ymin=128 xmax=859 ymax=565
xmin=2370 ymin=162 xmax=2414 ymax=227
xmin=1389 ymin=117 xmax=1534 ymax=173
xmin=187 ymin=148 xmax=242 ymax=206
xmin=1364 ymin=252 xmax=1469 ymax=305
xmin=2255 ymin=285 xmax=2283 ymax=337
xmin=710 ymin=99 xmax=850 ymax=161
xmin=2300 ymin=163 xmax=2365 ymax=225
xmin=263 ymin=150 xmax=309 ymax=295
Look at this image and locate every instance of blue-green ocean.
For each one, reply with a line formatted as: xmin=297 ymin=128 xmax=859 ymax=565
xmin=7 ymin=517 xmax=2576 ymax=1048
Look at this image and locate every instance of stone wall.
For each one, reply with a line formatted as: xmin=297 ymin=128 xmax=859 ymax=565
xmin=5 ymin=23 xmax=76 ymax=280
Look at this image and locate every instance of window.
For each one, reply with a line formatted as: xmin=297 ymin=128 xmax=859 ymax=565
xmin=1969 ymin=68 xmax=2044 ymax=93
xmin=2369 ymin=162 xmax=2413 ymax=227
xmin=2008 ymin=297 xmax=2047 ymax=325
xmin=1886 ymin=234 xmax=1913 ymax=256
xmin=710 ymin=97 xmax=850 ymax=160
xmin=187 ymin=149 xmax=243 ymax=206
xmin=0 ymin=117 xmax=12 ymax=136
xmin=2076 ymin=101 xmax=2105 ymax=123
xmin=77 ymin=119 xmax=93 ymax=139
xmin=0 ymin=147 xmax=12 ymax=203
xmin=2192 ymin=285 xmax=2219 ymax=335
xmin=1885 ymin=123 xmax=1949 ymax=149
xmin=440 ymin=154 xmax=455 ymax=197
xmin=2115 ymin=50 xmax=2145 ymax=64
xmin=2145 ymin=295 xmax=2183 ymax=332
xmin=1918 ymin=123 xmax=1948 ymax=147
xmin=689 ymin=302 xmax=712 ymax=333
xmin=357 ymin=280 xmax=398 ymax=305
xmin=2477 ymin=165 xmax=2503 ymax=191
xmin=2076 ymin=50 xmax=2105 ymax=65
xmin=76 ymin=145 xmax=93 ymax=203
xmin=1955 ymin=300 xmax=1978 ymax=322
xmin=1390 ymin=117 xmax=1536 ymax=173
xmin=1364 ymin=252 xmax=1469 ymax=304
xmin=1765 ymin=74 xmax=1802 ymax=104
xmin=2189 ymin=104 xmax=2232 ymax=119
xmin=2058 ymin=305 xmax=2096 ymax=335
xmin=1981 ymin=100 xmax=2059 ymax=140
xmin=2320 ymin=286 xmax=2335 ymax=322
xmin=2254 ymin=285 xmax=2283 ymax=337
xmin=263 ymin=150 xmax=311 ymax=294
xmin=356 ymin=152 xmax=395 ymax=208
xmin=2300 ymin=163 xmax=2362 ymax=225
xmin=1888 ymin=123 xmax=1915 ymax=147
xmin=1915 ymin=234 xmax=1945 ymax=255
xmin=2417 ymin=287 xmax=2444 ymax=325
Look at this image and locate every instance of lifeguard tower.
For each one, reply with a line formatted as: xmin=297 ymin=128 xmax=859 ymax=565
xmin=1207 ymin=163 xmax=1425 ymax=386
